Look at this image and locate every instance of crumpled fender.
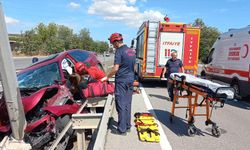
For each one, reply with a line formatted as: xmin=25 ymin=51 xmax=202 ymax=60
xmin=25 ymin=104 xmax=80 ymax=133
xmin=0 ymin=95 xmax=11 ymax=132
xmin=42 ymin=104 xmax=81 ymax=117
xmin=0 ymin=124 xmax=10 ymax=133
xmin=22 ymin=85 xmax=58 ymax=113
xmin=24 ymin=114 xmax=51 ymax=133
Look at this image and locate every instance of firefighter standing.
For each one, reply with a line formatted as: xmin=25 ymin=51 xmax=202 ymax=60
xmin=107 ymin=33 xmax=136 ymax=135
xmin=162 ymin=52 xmax=184 ymax=102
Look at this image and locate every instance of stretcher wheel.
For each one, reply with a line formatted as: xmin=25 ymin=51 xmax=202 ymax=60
xmin=220 ymin=101 xmax=225 ymax=108
xmin=187 ymin=125 xmax=197 ymax=137
xmin=190 ymin=116 xmax=195 ymax=124
xmin=205 ymin=121 xmax=209 ymax=126
xmin=209 ymin=101 xmax=213 ymax=107
xmin=211 ymin=126 xmax=221 ymax=138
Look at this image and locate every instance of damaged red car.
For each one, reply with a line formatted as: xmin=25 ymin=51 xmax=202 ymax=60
xmin=0 ymin=49 xmax=103 ymax=149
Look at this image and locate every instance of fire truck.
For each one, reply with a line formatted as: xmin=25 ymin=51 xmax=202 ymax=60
xmin=134 ymin=18 xmax=200 ymax=81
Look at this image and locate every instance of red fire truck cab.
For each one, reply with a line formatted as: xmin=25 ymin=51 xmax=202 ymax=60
xmin=134 ymin=20 xmax=200 ymax=81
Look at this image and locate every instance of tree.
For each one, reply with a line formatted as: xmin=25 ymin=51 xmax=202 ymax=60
xmin=78 ymin=28 xmax=93 ymax=50
xmin=193 ymin=18 xmax=221 ymax=60
xmin=21 ymin=29 xmax=40 ymax=55
xmin=43 ymin=23 xmax=64 ymax=54
xmin=36 ymin=23 xmax=48 ymax=54
xmin=193 ymin=18 xmax=205 ymax=28
xmin=57 ymin=25 xmax=75 ymax=50
xmin=94 ymin=41 xmax=109 ymax=53
xmin=18 ymin=23 xmax=110 ymax=55
xmin=70 ymin=34 xmax=81 ymax=49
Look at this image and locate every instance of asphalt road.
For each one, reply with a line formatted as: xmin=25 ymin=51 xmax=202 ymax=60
xmin=142 ymin=81 xmax=250 ymax=150
xmin=13 ymin=57 xmax=36 ymax=70
xmin=102 ymin=56 xmax=250 ymax=149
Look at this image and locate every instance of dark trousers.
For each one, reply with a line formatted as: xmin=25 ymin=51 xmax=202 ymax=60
xmin=167 ymin=81 xmax=174 ymax=101
xmin=115 ymin=81 xmax=133 ymax=133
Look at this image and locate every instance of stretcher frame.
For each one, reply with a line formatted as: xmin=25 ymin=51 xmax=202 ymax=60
xmin=168 ymin=75 xmax=234 ymax=137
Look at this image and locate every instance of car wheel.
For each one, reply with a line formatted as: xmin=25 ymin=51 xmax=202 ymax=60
xmin=55 ymin=115 xmax=74 ymax=149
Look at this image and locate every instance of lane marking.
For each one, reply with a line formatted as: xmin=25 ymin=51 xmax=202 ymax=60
xmin=140 ymin=85 xmax=172 ymax=150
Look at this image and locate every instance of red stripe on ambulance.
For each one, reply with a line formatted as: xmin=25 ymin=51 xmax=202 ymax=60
xmin=207 ymin=66 xmax=249 ymax=79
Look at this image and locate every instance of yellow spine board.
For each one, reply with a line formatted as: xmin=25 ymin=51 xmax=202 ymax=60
xmin=134 ymin=113 xmax=160 ymax=142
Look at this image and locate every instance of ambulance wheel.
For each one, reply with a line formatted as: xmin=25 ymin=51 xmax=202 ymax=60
xmin=231 ymin=81 xmax=240 ymax=97
xmin=211 ymin=126 xmax=221 ymax=138
xmin=187 ymin=125 xmax=197 ymax=137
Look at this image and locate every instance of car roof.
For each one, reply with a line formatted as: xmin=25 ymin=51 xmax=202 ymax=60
xmin=18 ymin=49 xmax=96 ymax=74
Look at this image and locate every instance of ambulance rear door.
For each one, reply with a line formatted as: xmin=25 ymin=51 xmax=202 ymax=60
xmin=158 ymin=32 xmax=184 ymax=66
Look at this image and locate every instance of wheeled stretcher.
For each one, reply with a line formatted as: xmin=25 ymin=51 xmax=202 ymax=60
xmin=168 ymin=73 xmax=235 ymax=137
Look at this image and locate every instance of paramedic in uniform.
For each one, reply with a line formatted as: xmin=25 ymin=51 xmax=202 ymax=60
xmin=107 ymin=33 xmax=136 ymax=135
xmin=162 ymin=51 xmax=184 ymax=102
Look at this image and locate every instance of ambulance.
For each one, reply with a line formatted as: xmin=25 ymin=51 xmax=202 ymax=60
xmin=201 ymin=25 xmax=250 ymax=97
xmin=134 ymin=17 xmax=200 ymax=81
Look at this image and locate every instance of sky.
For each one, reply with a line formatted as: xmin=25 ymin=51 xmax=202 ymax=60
xmin=1 ymin=0 xmax=250 ymax=45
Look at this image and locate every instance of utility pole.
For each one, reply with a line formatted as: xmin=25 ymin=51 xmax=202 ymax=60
xmin=103 ymin=51 xmax=106 ymax=71
xmin=0 ymin=2 xmax=28 ymax=147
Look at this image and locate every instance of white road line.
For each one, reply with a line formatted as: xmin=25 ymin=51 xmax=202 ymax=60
xmin=140 ymin=85 xmax=172 ymax=150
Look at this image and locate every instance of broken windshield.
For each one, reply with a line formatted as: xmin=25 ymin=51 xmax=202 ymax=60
xmin=17 ymin=62 xmax=61 ymax=90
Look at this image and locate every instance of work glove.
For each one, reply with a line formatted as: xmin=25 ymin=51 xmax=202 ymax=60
xmin=100 ymin=76 xmax=108 ymax=82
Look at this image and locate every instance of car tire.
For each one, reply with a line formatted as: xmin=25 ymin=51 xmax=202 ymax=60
xmin=55 ymin=115 xmax=74 ymax=149
xmin=231 ymin=81 xmax=241 ymax=100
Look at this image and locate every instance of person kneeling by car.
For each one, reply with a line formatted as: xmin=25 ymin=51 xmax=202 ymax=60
xmin=75 ymin=62 xmax=107 ymax=82
xmin=69 ymin=62 xmax=114 ymax=99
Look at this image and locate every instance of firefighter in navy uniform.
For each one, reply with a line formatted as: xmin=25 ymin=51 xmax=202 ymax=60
xmin=107 ymin=33 xmax=136 ymax=135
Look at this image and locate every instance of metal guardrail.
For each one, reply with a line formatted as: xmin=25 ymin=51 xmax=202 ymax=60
xmin=49 ymin=94 xmax=114 ymax=150
xmin=72 ymin=114 xmax=102 ymax=150
xmin=71 ymin=94 xmax=114 ymax=150
xmin=49 ymin=100 xmax=89 ymax=150
xmin=93 ymin=94 xmax=114 ymax=150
